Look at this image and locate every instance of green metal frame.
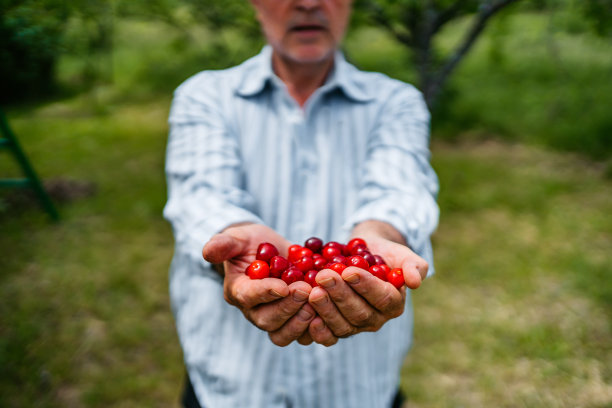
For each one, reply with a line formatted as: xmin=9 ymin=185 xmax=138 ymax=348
xmin=0 ymin=109 xmax=59 ymax=221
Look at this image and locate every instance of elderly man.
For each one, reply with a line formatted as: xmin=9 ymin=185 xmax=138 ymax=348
xmin=164 ymin=0 xmax=439 ymax=407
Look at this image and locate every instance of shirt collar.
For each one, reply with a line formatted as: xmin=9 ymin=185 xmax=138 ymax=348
xmin=236 ymin=45 xmax=374 ymax=103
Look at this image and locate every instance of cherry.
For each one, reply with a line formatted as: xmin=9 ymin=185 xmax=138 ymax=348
xmin=345 ymin=255 xmax=369 ymax=270
xmin=304 ymin=237 xmax=323 ymax=254
xmin=387 ymin=268 xmax=405 ymax=289
xmin=269 ymin=255 xmax=290 ymax=278
xmin=346 ymin=238 xmax=367 ymax=255
xmin=288 ymin=244 xmax=303 ymax=262
xmin=330 ymin=255 xmax=346 ymax=264
xmin=369 ymin=265 xmax=387 ymax=281
xmin=304 ymin=269 xmax=319 ymax=287
xmin=362 ymin=252 xmax=377 ymax=267
xmin=353 ymin=246 xmax=370 ymax=257
xmin=329 ymin=262 xmax=347 ymax=274
xmin=379 ymin=264 xmax=392 ymax=274
xmin=248 ymin=238 xmax=400 ymax=287
xmin=294 ymin=255 xmax=315 ymax=272
xmin=322 ymin=245 xmax=342 ymax=261
xmin=373 ymin=254 xmax=386 ymax=266
xmin=256 ymin=242 xmax=279 ymax=263
xmin=313 ymin=256 xmax=328 ymax=271
xmin=325 ymin=241 xmax=344 ymax=251
xmin=246 ymin=260 xmax=270 ymax=280
xmin=282 ymin=267 xmax=304 ymax=284
xmin=297 ymin=247 xmax=313 ymax=259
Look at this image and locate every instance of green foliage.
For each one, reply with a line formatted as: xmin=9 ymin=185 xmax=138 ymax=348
xmin=0 ymin=0 xmax=70 ymax=103
xmin=580 ymin=0 xmax=612 ymax=35
xmin=179 ymin=0 xmax=261 ymax=38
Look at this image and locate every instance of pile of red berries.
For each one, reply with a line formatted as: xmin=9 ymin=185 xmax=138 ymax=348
xmin=245 ymin=237 xmax=405 ymax=289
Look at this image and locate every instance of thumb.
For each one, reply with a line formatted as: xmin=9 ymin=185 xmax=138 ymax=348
xmin=202 ymin=233 xmax=247 ymax=264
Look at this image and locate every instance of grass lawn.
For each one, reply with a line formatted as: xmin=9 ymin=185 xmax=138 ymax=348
xmin=1 ymin=11 xmax=611 ymax=408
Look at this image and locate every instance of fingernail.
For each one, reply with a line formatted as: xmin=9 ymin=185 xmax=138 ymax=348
xmin=269 ymin=289 xmax=284 ymax=298
xmin=297 ymin=308 xmax=313 ymax=321
xmin=312 ymin=295 xmax=329 ymax=306
xmin=344 ymin=273 xmax=360 ymax=284
xmin=318 ymin=277 xmax=335 ymax=288
xmin=314 ymin=321 xmax=327 ymax=331
xmin=293 ymin=290 xmax=309 ymax=302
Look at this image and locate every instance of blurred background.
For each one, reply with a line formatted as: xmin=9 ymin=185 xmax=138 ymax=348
xmin=0 ymin=0 xmax=610 ymax=406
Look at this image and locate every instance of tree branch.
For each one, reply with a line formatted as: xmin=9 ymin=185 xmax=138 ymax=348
xmin=364 ymin=0 xmax=413 ymax=46
xmin=431 ymin=0 xmax=471 ymax=35
xmin=428 ymin=0 xmax=522 ymax=105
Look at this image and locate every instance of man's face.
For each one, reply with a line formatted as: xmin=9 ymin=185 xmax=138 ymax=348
xmin=251 ymin=0 xmax=353 ymax=64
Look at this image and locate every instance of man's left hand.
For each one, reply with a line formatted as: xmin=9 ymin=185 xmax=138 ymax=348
xmin=302 ymin=228 xmax=429 ymax=346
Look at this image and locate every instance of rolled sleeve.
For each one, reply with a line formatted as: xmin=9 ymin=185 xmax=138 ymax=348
xmin=345 ymin=85 xmax=439 ymax=273
xmin=163 ymin=74 xmax=263 ymax=264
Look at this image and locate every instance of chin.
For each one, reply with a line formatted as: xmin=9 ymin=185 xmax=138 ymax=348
xmin=288 ymin=47 xmax=336 ymax=65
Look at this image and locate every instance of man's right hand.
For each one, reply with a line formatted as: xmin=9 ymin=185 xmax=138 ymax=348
xmin=202 ymin=223 xmax=316 ymax=347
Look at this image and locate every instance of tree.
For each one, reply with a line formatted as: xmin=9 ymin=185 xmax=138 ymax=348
xmin=356 ymin=0 xmax=523 ymax=109
xmin=0 ymin=0 xmax=70 ymax=103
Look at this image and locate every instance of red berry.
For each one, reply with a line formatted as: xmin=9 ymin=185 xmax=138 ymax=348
xmin=353 ymin=246 xmax=370 ymax=257
xmin=282 ymin=267 xmax=304 ymax=284
xmin=322 ymin=245 xmax=342 ymax=261
xmin=294 ymin=255 xmax=315 ymax=272
xmin=330 ymin=255 xmax=346 ymax=264
xmin=269 ymin=255 xmax=290 ymax=278
xmin=373 ymin=255 xmax=386 ymax=265
xmin=246 ymin=260 xmax=270 ymax=280
xmin=313 ymin=256 xmax=328 ymax=271
xmin=304 ymin=237 xmax=323 ymax=253
xmin=387 ymin=268 xmax=405 ymax=289
xmin=329 ymin=262 xmax=347 ymax=274
xmin=256 ymin=242 xmax=279 ymax=263
xmin=379 ymin=264 xmax=391 ymax=275
xmin=304 ymin=269 xmax=319 ymax=287
xmin=345 ymin=255 xmax=369 ymax=270
xmin=325 ymin=241 xmax=344 ymax=250
xmin=362 ymin=252 xmax=377 ymax=267
xmin=297 ymin=247 xmax=313 ymax=259
xmin=369 ymin=265 xmax=387 ymax=281
xmin=288 ymin=244 xmax=303 ymax=262
xmin=346 ymin=238 xmax=367 ymax=254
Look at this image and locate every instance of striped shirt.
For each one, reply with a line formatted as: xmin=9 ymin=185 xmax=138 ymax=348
xmin=164 ymin=45 xmax=439 ymax=408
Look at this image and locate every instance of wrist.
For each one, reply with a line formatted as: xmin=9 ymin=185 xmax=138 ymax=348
xmin=351 ymin=220 xmax=407 ymax=247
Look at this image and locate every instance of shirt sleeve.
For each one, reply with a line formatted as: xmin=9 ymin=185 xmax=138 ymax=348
xmin=163 ymin=74 xmax=263 ymax=265
xmin=345 ymin=84 xmax=439 ymax=275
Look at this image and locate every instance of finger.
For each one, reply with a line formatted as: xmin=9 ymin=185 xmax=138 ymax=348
xmin=342 ymin=268 xmax=405 ymax=319
xmin=202 ymin=233 xmax=248 ymax=264
xmin=268 ymin=303 xmax=316 ymax=347
xmin=297 ymin=331 xmax=314 ymax=345
xmin=308 ymin=316 xmax=338 ymax=347
xmin=401 ymin=259 xmax=429 ymax=289
xmin=309 ymin=284 xmax=356 ymax=337
xmin=224 ymin=274 xmax=288 ymax=309
xmin=250 ymin=282 xmax=312 ymax=331
xmin=315 ymin=269 xmax=382 ymax=330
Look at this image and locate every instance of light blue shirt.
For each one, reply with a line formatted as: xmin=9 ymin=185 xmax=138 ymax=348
xmin=164 ymin=46 xmax=439 ymax=408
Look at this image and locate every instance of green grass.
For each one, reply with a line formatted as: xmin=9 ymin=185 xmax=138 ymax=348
xmin=1 ymin=12 xmax=611 ymax=408
xmin=401 ymin=141 xmax=612 ymax=407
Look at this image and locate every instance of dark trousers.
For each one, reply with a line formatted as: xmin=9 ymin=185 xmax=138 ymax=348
xmin=182 ymin=374 xmax=405 ymax=408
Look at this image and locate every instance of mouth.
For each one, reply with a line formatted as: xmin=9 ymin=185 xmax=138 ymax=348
xmin=289 ymin=22 xmax=327 ymax=34
xmin=291 ymin=24 xmax=325 ymax=31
